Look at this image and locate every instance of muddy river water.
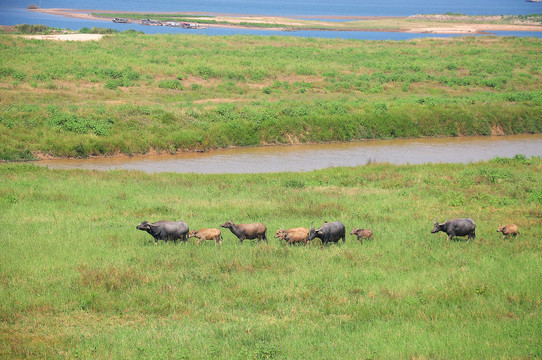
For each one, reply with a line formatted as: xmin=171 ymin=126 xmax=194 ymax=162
xmin=35 ymin=134 xmax=542 ymax=174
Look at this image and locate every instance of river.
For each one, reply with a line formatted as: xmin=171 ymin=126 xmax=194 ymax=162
xmin=34 ymin=134 xmax=542 ymax=174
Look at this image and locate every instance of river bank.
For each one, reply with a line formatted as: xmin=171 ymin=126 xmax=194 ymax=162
xmin=29 ymin=8 xmax=542 ymax=34
xmin=1 ymin=33 xmax=541 ymax=161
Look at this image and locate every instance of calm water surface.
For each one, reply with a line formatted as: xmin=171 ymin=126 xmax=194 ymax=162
xmin=35 ymin=135 xmax=542 ymax=174
xmin=1 ymin=0 xmax=541 ymax=39
xmin=2 ymin=0 xmax=541 ymax=17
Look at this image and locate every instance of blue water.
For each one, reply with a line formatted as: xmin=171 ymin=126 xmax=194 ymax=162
xmin=1 ymin=0 xmax=541 ymax=39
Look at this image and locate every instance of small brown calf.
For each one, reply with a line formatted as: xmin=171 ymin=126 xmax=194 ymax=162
xmin=274 ymin=227 xmax=309 ymax=245
xmin=496 ymin=224 xmax=519 ymax=240
xmin=188 ymin=228 xmax=222 ymax=245
xmin=349 ymin=228 xmax=374 ymax=245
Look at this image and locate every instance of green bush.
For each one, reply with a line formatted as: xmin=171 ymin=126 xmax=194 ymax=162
xmin=47 ymin=107 xmax=112 ymax=136
xmin=79 ymin=27 xmax=119 ymax=34
xmin=157 ymin=79 xmax=183 ymax=90
xmin=15 ymin=24 xmax=49 ymax=34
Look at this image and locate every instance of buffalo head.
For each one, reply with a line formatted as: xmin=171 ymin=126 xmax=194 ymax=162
xmin=137 ymin=221 xmax=151 ymax=231
xmin=431 ymin=219 xmax=444 ymax=234
xmin=274 ymin=228 xmax=285 ymax=239
xmin=221 ymin=221 xmax=234 ymax=229
xmin=308 ymin=223 xmax=322 ymax=241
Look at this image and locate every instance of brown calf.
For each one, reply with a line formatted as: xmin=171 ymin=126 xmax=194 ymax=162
xmin=274 ymin=227 xmax=309 ymax=245
xmin=188 ymin=228 xmax=222 ymax=245
xmin=220 ymin=221 xmax=268 ymax=243
xmin=350 ymin=228 xmax=374 ymax=244
xmin=496 ymin=224 xmax=519 ymax=240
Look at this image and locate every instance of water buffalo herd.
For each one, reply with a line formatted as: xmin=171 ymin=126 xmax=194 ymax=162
xmin=137 ymin=218 xmax=519 ymax=245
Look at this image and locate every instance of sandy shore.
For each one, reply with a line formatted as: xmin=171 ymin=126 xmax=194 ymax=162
xmin=408 ymin=24 xmax=542 ymax=34
xmin=29 ymin=8 xmax=542 ymax=34
xmin=23 ymin=34 xmax=105 ymax=41
xmin=29 ymin=8 xmax=108 ymax=21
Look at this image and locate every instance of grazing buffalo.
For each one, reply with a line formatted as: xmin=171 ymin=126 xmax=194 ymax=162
xmin=309 ymin=221 xmax=346 ymax=245
xmin=350 ymin=228 xmax=374 ymax=244
xmin=497 ymin=224 xmax=519 ymax=240
xmin=136 ymin=220 xmax=189 ymax=244
xmin=221 ymin=221 xmax=268 ymax=243
xmin=431 ymin=218 xmax=476 ymax=241
xmin=189 ymin=228 xmax=223 ymax=245
xmin=274 ymin=227 xmax=309 ymax=245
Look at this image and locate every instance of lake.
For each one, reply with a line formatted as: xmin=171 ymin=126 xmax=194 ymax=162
xmin=3 ymin=0 xmax=541 ymax=17
xmin=34 ymin=135 xmax=542 ymax=174
xmin=1 ymin=0 xmax=542 ymax=40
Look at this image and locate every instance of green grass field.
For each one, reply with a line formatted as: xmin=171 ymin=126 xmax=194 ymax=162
xmin=1 ymin=156 xmax=540 ymax=359
xmin=1 ymin=33 xmax=541 ymax=160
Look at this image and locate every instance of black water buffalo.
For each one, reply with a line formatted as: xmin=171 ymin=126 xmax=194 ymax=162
xmin=221 ymin=221 xmax=268 ymax=243
xmin=309 ymin=221 xmax=346 ymax=245
xmin=431 ymin=218 xmax=476 ymax=241
xmin=136 ymin=220 xmax=189 ymax=244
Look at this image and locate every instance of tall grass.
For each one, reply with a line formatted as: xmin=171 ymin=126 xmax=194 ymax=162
xmin=0 ymin=157 xmax=541 ymax=358
xmin=1 ymin=34 xmax=541 ymax=160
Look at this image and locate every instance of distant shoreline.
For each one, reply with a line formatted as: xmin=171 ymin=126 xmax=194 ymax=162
xmin=29 ymin=8 xmax=542 ymax=34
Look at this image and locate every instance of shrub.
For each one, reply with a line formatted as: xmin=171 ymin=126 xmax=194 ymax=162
xmin=104 ymin=80 xmax=120 ymax=90
xmin=0 ymin=67 xmax=15 ymax=78
xmin=283 ymin=179 xmax=305 ymax=188
xmin=47 ymin=108 xmax=113 ymax=136
xmin=295 ymin=65 xmax=315 ymax=76
xmin=79 ymin=27 xmax=118 ymax=34
xmin=15 ymin=24 xmax=49 ymax=34
xmin=197 ymin=65 xmax=219 ymax=79
xmin=158 ymin=79 xmax=183 ymax=90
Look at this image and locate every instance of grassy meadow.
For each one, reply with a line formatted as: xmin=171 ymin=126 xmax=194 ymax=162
xmin=0 ymin=33 xmax=541 ymax=160
xmin=0 ymin=156 xmax=541 ymax=359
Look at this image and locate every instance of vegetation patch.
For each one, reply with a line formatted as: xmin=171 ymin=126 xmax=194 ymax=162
xmin=0 ymin=157 xmax=540 ymax=358
xmin=0 ymin=33 xmax=541 ymax=160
